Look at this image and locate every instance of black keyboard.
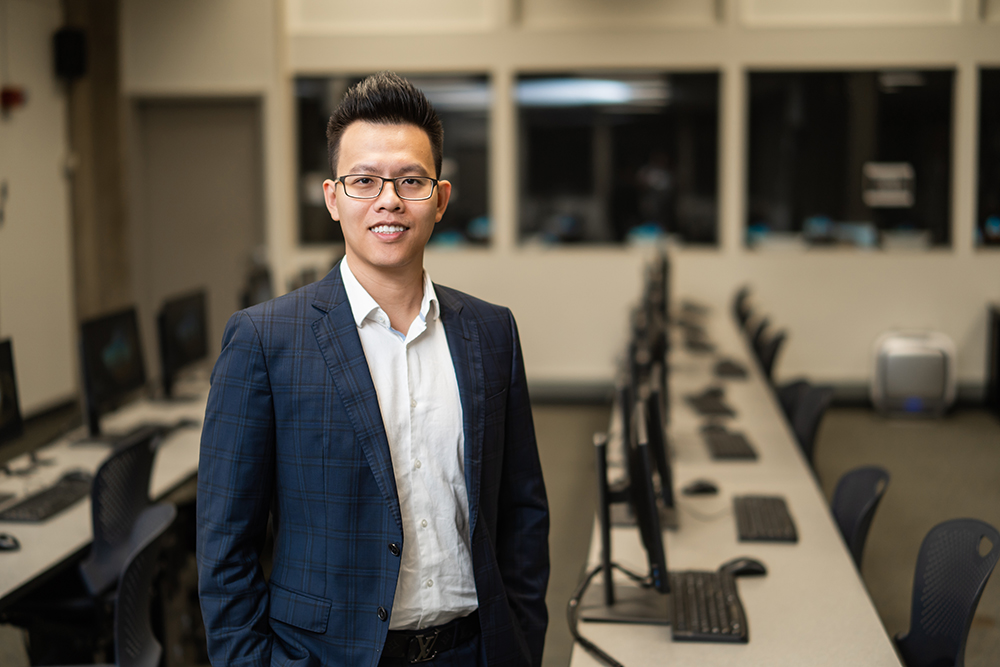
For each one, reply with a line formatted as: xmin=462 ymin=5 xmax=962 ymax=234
xmin=703 ymin=430 xmax=757 ymax=461
xmin=686 ymin=395 xmax=735 ymax=417
xmin=734 ymin=495 xmax=798 ymax=543
xmin=0 ymin=471 xmax=93 ymax=522
xmin=670 ymin=569 xmax=748 ymax=643
xmin=714 ymin=359 xmax=748 ymax=379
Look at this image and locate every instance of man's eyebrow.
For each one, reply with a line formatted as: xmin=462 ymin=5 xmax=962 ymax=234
xmin=346 ymin=163 xmax=430 ymax=176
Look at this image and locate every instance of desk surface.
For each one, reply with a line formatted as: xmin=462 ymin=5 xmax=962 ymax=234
xmin=570 ymin=303 xmax=902 ymax=666
xmin=0 ymin=382 xmax=207 ymax=607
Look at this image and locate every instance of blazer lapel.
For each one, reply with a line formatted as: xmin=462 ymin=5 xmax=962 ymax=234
xmin=310 ymin=266 xmax=402 ymax=532
xmin=438 ymin=287 xmax=484 ymax=541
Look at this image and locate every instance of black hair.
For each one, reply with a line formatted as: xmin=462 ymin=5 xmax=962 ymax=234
xmin=326 ymin=71 xmax=444 ymax=177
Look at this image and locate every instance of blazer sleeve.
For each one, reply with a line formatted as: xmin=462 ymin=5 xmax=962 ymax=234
xmin=196 ymin=310 xmax=276 ymax=666
xmin=495 ymin=310 xmax=550 ymax=666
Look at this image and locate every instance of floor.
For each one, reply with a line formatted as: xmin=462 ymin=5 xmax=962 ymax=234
xmin=1 ymin=403 xmax=998 ymax=666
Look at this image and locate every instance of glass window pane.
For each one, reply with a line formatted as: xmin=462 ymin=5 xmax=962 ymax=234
xmin=978 ymin=69 xmax=1000 ymax=247
xmin=747 ymin=70 xmax=953 ymax=249
xmin=517 ymin=72 xmax=719 ymax=246
xmin=295 ymin=74 xmax=491 ymax=246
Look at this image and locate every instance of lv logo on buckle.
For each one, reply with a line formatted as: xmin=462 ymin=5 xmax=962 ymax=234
xmin=407 ymin=630 xmax=440 ymax=663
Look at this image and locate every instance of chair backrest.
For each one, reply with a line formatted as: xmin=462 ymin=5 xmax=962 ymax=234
xmin=114 ymin=503 xmax=176 ymax=667
xmin=777 ymin=379 xmax=810 ymax=423
xmin=732 ymin=286 xmax=752 ymax=326
xmin=831 ymin=466 xmax=890 ymax=569
xmin=750 ymin=317 xmax=770 ymax=355
xmin=79 ymin=426 xmax=160 ymax=596
xmin=759 ymin=330 xmax=787 ymax=382
xmin=896 ymin=518 xmax=1000 ymax=667
xmin=791 ymin=385 xmax=834 ymax=465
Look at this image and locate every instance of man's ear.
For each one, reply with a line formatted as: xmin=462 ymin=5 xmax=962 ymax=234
xmin=323 ymin=179 xmax=340 ymax=221
xmin=434 ymin=180 xmax=452 ymax=223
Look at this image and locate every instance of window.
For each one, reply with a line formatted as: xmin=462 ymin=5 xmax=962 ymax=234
xmin=747 ymin=70 xmax=954 ymax=249
xmin=517 ymin=72 xmax=719 ymax=246
xmin=296 ymin=75 xmax=491 ymax=246
xmin=979 ymin=69 xmax=1000 ymax=247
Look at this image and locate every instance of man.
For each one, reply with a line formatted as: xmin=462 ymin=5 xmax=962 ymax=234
xmin=196 ymin=72 xmax=550 ymax=667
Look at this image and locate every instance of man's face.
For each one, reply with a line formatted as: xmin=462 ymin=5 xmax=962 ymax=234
xmin=323 ymin=121 xmax=450 ymax=278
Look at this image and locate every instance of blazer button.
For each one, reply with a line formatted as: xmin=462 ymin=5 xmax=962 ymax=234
xmin=388 ymin=543 xmax=401 ymax=557
xmin=377 ymin=606 xmax=388 ymax=622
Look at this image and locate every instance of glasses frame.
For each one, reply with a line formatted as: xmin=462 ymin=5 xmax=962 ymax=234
xmin=336 ymin=174 xmax=439 ymax=201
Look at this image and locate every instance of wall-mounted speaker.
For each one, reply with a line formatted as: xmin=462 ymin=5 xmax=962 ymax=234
xmin=53 ymin=28 xmax=86 ymax=81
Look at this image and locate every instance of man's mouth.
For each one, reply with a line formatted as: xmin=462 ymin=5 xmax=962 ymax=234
xmin=370 ymin=224 xmax=407 ymax=235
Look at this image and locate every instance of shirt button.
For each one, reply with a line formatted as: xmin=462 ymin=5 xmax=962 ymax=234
xmin=388 ymin=543 xmax=400 ymax=557
xmin=421 ymin=519 xmax=428 ymax=528
xmin=410 ymin=399 xmax=417 ymax=408
xmin=426 ymin=579 xmax=433 ymax=588
xmin=377 ymin=606 xmax=388 ymax=621
xmin=414 ymin=459 xmax=422 ymax=469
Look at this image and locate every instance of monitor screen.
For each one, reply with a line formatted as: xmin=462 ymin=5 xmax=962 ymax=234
xmin=80 ymin=307 xmax=147 ymax=436
xmin=157 ymin=290 xmax=208 ymax=398
xmin=0 ymin=339 xmax=24 ymax=446
xmin=642 ymin=374 xmax=676 ymax=520
xmin=629 ymin=398 xmax=670 ymax=594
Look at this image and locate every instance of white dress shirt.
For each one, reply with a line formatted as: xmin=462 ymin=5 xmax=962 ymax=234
xmin=340 ymin=259 xmax=478 ymax=630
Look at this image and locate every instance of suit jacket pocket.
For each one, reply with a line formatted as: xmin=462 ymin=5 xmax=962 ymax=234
xmin=269 ymin=582 xmax=331 ymax=634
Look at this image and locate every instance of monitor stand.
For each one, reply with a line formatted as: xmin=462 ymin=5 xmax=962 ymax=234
xmin=578 ymin=573 xmax=670 ymax=625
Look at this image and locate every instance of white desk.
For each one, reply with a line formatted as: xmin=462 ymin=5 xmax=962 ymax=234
xmin=570 ymin=303 xmax=902 ymax=666
xmin=0 ymin=381 xmax=207 ymax=608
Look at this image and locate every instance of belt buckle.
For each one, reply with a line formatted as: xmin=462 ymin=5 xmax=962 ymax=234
xmin=406 ymin=628 xmax=440 ymax=663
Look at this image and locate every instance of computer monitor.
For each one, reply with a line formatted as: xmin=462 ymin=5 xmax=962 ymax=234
xmin=642 ymin=372 xmax=677 ymax=526
xmin=157 ymin=290 xmax=208 ymax=399
xmin=80 ymin=307 xmax=147 ymax=438
xmin=586 ymin=394 xmax=671 ymax=624
xmin=0 ymin=339 xmax=24 ymax=448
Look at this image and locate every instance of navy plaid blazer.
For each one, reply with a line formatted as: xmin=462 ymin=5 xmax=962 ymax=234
xmin=196 ymin=264 xmax=549 ymax=666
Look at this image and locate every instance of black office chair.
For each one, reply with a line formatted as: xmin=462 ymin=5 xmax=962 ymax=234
xmin=830 ymin=466 xmax=890 ymax=569
xmin=81 ymin=425 xmax=161 ymax=595
xmin=54 ymin=503 xmax=178 ymax=667
xmin=749 ymin=317 xmax=770 ymax=353
xmin=732 ymin=285 xmax=752 ymax=327
xmin=4 ymin=427 xmax=161 ymax=662
xmin=757 ymin=329 xmax=787 ymax=383
xmin=895 ymin=518 xmax=1000 ymax=667
xmin=777 ymin=379 xmax=810 ymax=422
xmin=791 ymin=384 xmax=834 ymax=466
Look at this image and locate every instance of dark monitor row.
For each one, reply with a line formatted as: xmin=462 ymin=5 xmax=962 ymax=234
xmin=79 ymin=290 xmax=208 ymax=438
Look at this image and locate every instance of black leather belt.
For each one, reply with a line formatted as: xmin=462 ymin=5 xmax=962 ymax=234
xmin=382 ymin=610 xmax=479 ymax=663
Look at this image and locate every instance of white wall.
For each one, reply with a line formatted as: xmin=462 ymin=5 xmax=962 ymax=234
xmin=121 ymin=0 xmax=1000 ymax=392
xmin=0 ymin=0 xmax=76 ymax=414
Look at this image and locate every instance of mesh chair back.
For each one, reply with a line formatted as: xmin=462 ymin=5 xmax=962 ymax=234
xmin=750 ymin=317 xmax=770 ymax=353
xmin=791 ymin=385 xmax=834 ymax=465
xmin=79 ymin=426 xmax=160 ymax=596
xmin=732 ymin=286 xmax=752 ymax=327
xmin=114 ymin=503 xmax=176 ymax=667
xmin=896 ymin=519 xmax=1000 ymax=667
xmin=759 ymin=330 xmax=787 ymax=382
xmin=777 ymin=379 xmax=810 ymax=423
xmin=831 ymin=466 xmax=890 ymax=568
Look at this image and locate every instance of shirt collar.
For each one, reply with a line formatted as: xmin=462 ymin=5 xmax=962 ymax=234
xmin=340 ymin=258 xmax=439 ymax=329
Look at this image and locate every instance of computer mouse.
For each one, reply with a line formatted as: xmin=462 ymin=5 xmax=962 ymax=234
xmin=62 ymin=469 xmax=93 ymax=485
xmin=682 ymin=479 xmax=719 ymax=496
xmin=0 ymin=532 xmax=20 ymax=551
xmin=719 ymin=556 xmax=767 ymax=577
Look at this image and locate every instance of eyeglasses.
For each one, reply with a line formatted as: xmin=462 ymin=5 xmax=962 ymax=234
xmin=336 ymin=174 xmax=439 ymax=201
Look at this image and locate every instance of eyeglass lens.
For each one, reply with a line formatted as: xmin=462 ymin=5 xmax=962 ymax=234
xmin=342 ymin=175 xmax=435 ymax=200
